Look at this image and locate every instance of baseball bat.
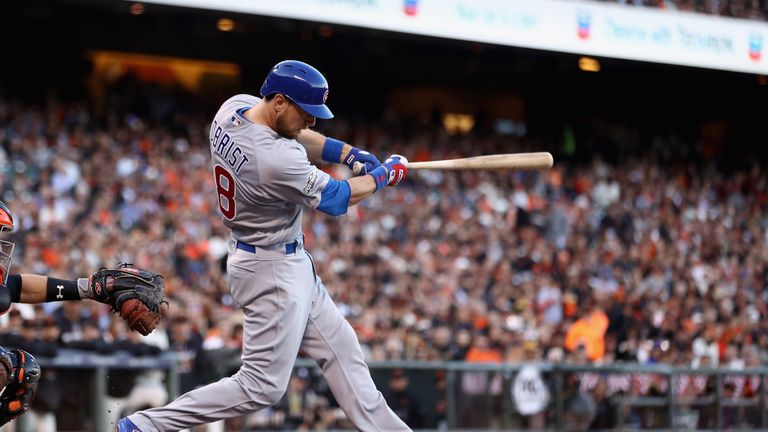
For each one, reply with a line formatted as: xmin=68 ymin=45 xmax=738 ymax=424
xmin=407 ymin=152 xmax=553 ymax=170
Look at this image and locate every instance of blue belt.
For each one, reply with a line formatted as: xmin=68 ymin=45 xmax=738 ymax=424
xmin=236 ymin=240 xmax=299 ymax=255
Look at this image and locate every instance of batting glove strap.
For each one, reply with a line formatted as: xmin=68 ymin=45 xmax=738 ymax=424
xmin=343 ymin=147 xmax=380 ymax=176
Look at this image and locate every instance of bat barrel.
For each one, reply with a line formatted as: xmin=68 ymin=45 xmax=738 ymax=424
xmin=407 ymin=152 xmax=553 ymax=170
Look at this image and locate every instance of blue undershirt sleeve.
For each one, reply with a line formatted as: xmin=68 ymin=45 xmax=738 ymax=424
xmin=317 ymin=178 xmax=351 ymax=216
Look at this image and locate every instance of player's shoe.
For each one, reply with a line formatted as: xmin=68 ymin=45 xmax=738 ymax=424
xmin=116 ymin=417 xmax=143 ymax=432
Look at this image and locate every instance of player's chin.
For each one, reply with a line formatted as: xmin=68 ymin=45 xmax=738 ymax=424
xmin=276 ymin=126 xmax=302 ymax=140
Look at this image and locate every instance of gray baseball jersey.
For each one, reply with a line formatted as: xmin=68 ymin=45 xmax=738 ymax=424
xmin=208 ymin=94 xmax=330 ymax=246
xmin=127 ymin=95 xmax=411 ymax=432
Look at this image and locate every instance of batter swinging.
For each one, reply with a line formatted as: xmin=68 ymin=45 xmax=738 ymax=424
xmin=118 ymin=61 xmax=410 ymax=431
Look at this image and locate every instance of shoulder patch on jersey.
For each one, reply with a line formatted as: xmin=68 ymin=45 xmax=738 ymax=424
xmin=304 ymin=170 xmax=319 ymax=195
xmin=230 ymin=115 xmax=241 ymax=127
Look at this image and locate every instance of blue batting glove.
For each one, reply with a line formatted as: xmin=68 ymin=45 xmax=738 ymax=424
xmin=344 ymin=147 xmax=381 ymax=176
xmin=369 ymin=155 xmax=408 ymax=192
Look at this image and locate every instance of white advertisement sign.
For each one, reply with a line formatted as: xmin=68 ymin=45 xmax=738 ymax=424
xmin=512 ymin=364 xmax=550 ymax=416
xmin=138 ymin=0 xmax=768 ymax=74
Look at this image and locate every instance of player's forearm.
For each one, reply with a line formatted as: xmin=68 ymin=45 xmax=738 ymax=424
xmin=297 ymin=129 xmax=328 ymax=163
xmin=347 ymin=175 xmax=377 ymax=206
xmin=1 ymin=273 xmax=88 ymax=315
xmin=297 ymin=129 xmax=355 ymax=165
xmin=16 ymin=274 xmax=48 ymax=303
xmin=15 ymin=274 xmax=89 ymax=303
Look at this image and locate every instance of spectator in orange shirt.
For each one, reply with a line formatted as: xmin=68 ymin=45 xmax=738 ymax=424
xmin=459 ymin=334 xmax=503 ymax=428
xmin=465 ymin=333 xmax=502 ymax=364
xmin=565 ymin=303 xmax=609 ymax=362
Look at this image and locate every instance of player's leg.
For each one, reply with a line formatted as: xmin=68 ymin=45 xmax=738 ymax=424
xmin=300 ymin=275 xmax=412 ymax=431
xmin=127 ymin=252 xmax=315 ymax=432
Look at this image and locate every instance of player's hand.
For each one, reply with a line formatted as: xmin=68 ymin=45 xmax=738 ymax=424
xmin=345 ymin=147 xmax=381 ymax=176
xmin=369 ymin=154 xmax=408 ymax=192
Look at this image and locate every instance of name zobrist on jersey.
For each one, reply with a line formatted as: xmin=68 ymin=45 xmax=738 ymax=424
xmin=211 ymin=120 xmax=251 ymax=175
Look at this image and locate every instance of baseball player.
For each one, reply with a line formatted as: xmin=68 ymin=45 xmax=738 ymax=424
xmin=118 ymin=60 xmax=411 ymax=431
xmin=0 ymin=200 xmax=166 ymax=426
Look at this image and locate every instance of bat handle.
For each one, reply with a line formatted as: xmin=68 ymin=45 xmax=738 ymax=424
xmin=352 ymin=156 xmax=409 ymax=175
xmin=352 ymin=161 xmax=364 ymax=175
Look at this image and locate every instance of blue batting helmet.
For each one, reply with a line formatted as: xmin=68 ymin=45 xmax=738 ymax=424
xmin=260 ymin=60 xmax=333 ymax=119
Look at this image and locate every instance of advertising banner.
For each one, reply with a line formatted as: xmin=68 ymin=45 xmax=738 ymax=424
xmin=138 ymin=0 xmax=768 ymax=74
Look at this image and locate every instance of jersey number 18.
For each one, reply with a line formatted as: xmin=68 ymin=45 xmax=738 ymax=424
xmin=214 ymin=164 xmax=236 ymax=219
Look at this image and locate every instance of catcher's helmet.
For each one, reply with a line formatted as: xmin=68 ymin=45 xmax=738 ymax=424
xmin=0 ymin=201 xmax=13 ymax=284
xmin=260 ymin=60 xmax=333 ymax=119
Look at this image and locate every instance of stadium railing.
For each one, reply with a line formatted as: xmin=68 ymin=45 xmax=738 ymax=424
xmin=277 ymin=358 xmax=768 ymax=431
xmin=20 ymin=349 xmax=179 ymax=432
xmin=23 ymin=350 xmax=768 ymax=431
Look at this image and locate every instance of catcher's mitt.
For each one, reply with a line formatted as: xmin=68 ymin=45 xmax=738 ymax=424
xmin=90 ymin=263 xmax=166 ymax=336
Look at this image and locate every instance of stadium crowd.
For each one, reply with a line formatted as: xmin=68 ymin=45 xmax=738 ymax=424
xmin=603 ymin=0 xmax=768 ymax=20
xmin=1 ymin=92 xmax=767 ymax=430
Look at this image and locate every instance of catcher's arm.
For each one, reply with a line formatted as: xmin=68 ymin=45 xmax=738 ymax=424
xmin=1 ymin=272 xmax=129 ymax=307
xmin=0 ymin=273 xmax=93 ymax=315
xmin=0 ymin=265 xmax=166 ymax=335
xmin=4 ymin=274 xmax=88 ymax=303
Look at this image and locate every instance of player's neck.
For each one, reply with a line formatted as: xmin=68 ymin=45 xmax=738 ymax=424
xmin=243 ymin=104 xmax=276 ymax=129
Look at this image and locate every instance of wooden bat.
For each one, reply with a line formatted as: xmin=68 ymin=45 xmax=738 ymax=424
xmin=352 ymin=152 xmax=553 ymax=174
xmin=407 ymin=152 xmax=553 ymax=170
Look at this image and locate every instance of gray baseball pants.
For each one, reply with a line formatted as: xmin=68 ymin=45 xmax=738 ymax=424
xmin=129 ymin=237 xmax=410 ymax=431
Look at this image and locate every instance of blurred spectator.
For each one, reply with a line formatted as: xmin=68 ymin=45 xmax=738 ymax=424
xmin=0 ymin=310 xmax=24 ymax=348
xmin=64 ymin=318 xmax=112 ymax=353
xmin=458 ymin=334 xmax=502 ymax=428
xmin=167 ymin=315 xmax=206 ymax=393
xmin=273 ymin=368 xmax=317 ymax=429
xmin=52 ymin=303 xmax=88 ymax=345
xmin=589 ymin=377 xmax=617 ymax=430
xmin=563 ymin=373 xmax=596 ymax=431
xmin=23 ymin=318 xmax=61 ymax=432
xmin=105 ymin=320 xmax=167 ymax=432
xmin=384 ymin=368 xmax=424 ymax=428
xmin=564 ymin=302 xmax=609 ymax=362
